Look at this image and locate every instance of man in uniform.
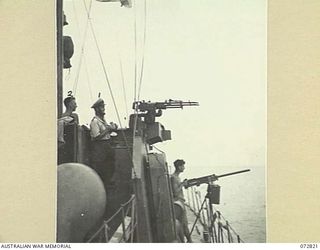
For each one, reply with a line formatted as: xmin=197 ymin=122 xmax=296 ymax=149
xmin=171 ymin=159 xmax=192 ymax=243
xmin=90 ymin=98 xmax=118 ymax=187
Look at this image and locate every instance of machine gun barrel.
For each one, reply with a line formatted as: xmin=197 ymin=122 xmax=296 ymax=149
xmin=133 ymin=100 xmax=199 ymax=111
xmin=216 ymin=169 xmax=250 ymax=179
xmin=158 ymin=100 xmax=199 ymax=109
xmin=184 ymin=169 xmax=250 ymax=188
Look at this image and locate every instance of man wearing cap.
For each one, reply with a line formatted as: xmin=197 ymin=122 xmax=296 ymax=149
xmin=171 ymin=159 xmax=192 ymax=243
xmin=90 ymin=98 xmax=118 ymax=187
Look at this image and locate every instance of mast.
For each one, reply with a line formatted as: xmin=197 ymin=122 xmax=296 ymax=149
xmin=57 ymin=0 xmax=63 ymax=118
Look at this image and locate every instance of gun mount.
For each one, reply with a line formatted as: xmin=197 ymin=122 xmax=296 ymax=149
xmin=184 ymin=169 xmax=250 ymax=189
xmin=133 ymin=99 xmax=199 ymax=124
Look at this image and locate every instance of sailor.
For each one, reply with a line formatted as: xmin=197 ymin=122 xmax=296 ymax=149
xmin=171 ymin=159 xmax=192 ymax=243
xmin=58 ymin=93 xmax=79 ymax=148
xmin=90 ymin=97 xmax=118 ymax=187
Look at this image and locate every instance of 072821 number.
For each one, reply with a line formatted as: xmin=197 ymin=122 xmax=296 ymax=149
xmin=300 ymin=244 xmax=318 ymax=248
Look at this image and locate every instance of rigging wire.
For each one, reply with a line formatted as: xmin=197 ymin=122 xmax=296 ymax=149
xmin=133 ymin=0 xmax=149 ymax=132
xmin=82 ymin=0 xmax=124 ymax=128
xmin=119 ymin=59 xmax=129 ymax=121
xmin=130 ymin=0 xmax=144 ymax=179
xmin=114 ymin=22 xmax=129 ymax=122
xmin=133 ymin=0 xmax=138 ymax=103
xmin=84 ymin=56 xmax=94 ymax=102
xmin=131 ymin=0 xmax=149 ymax=178
xmin=71 ymin=0 xmax=81 ymax=94
xmin=72 ymin=0 xmax=93 ymax=97
xmin=82 ymin=0 xmax=137 ymax=177
xmin=64 ymin=68 xmax=71 ymax=81
xmin=137 ymin=0 xmax=147 ymax=101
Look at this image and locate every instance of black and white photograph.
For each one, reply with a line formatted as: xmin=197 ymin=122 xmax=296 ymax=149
xmin=56 ymin=0 xmax=266 ymax=243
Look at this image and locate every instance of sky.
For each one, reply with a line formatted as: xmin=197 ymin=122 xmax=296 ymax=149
xmin=63 ymin=0 xmax=266 ymax=179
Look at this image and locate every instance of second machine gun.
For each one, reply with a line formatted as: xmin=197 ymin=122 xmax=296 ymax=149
xmin=183 ymin=169 xmax=251 ymax=205
xmin=183 ymin=169 xmax=251 ymax=189
xmin=185 ymin=169 xmax=251 ymax=241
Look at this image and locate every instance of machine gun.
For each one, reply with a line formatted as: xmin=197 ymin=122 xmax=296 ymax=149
xmin=183 ymin=169 xmax=250 ymax=189
xmin=133 ymin=99 xmax=199 ymax=124
xmin=186 ymin=169 xmax=251 ymax=238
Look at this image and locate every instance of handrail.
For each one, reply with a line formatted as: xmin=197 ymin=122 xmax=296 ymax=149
xmin=86 ymin=194 xmax=137 ymax=243
xmin=185 ymin=187 xmax=245 ymax=243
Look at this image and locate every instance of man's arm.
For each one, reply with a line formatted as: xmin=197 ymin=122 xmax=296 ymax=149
xmin=171 ymin=176 xmax=180 ymax=200
xmin=71 ymin=113 xmax=79 ymax=124
xmin=90 ymin=119 xmax=111 ymax=140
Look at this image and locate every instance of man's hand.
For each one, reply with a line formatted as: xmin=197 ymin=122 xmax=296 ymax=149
xmin=208 ymin=175 xmax=218 ymax=182
xmin=182 ymin=179 xmax=189 ymax=188
xmin=109 ymin=122 xmax=118 ymax=131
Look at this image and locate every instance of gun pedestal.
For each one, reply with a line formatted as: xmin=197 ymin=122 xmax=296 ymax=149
xmin=188 ymin=181 xmax=221 ymax=242
xmin=205 ymin=182 xmax=220 ymax=243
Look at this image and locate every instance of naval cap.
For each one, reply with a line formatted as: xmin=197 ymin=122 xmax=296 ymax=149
xmin=91 ymin=98 xmax=105 ymax=108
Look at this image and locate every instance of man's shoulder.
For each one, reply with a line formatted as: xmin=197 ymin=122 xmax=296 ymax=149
xmin=171 ymin=172 xmax=179 ymax=177
xmin=70 ymin=113 xmax=79 ymax=123
xmin=171 ymin=173 xmax=180 ymax=182
xmin=90 ymin=116 xmax=99 ymax=126
xmin=71 ymin=113 xmax=79 ymax=119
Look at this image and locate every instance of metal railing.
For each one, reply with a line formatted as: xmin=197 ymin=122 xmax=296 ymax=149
xmin=185 ymin=187 xmax=244 ymax=243
xmin=86 ymin=195 xmax=137 ymax=243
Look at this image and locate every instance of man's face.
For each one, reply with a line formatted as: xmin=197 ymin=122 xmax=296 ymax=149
xmin=69 ymin=99 xmax=77 ymax=112
xmin=96 ymin=105 xmax=105 ymax=115
xmin=178 ymin=164 xmax=185 ymax=173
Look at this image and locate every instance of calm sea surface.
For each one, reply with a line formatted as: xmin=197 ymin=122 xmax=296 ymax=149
xmin=186 ymin=166 xmax=266 ymax=243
